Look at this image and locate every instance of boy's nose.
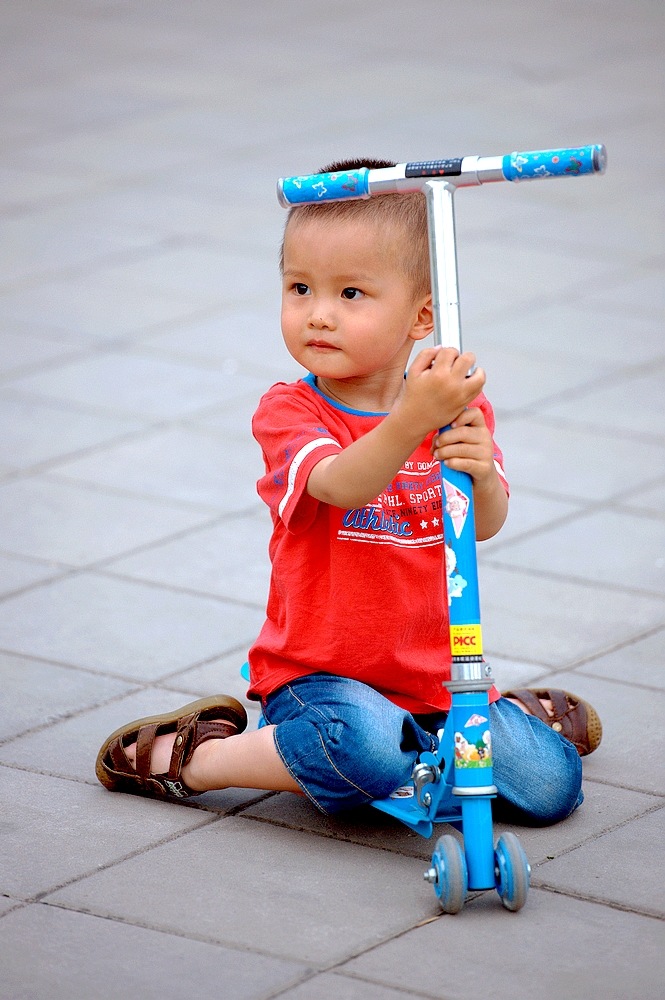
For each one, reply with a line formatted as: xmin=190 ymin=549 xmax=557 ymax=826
xmin=308 ymin=309 xmax=335 ymax=330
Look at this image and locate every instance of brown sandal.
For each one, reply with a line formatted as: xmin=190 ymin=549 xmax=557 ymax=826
xmin=501 ymin=688 xmax=602 ymax=756
xmin=95 ymin=695 xmax=248 ymax=798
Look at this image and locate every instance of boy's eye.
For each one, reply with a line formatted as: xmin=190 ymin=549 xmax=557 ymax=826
xmin=293 ymin=283 xmax=310 ymax=295
xmin=341 ymin=287 xmax=363 ymax=300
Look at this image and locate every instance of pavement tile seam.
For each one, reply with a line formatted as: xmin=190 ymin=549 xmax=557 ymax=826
xmin=84 ymin=513 xmax=263 ymax=570
xmin=0 ymin=235 xmax=186 ymax=296
xmin=93 ymin=567 xmax=266 ymax=611
xmin=0 ymin=758 xmax=110 ymax=789
xmin=490 ymin=471 xmax=664 ymax=511
xmin=502 ymin=358 xmax=665 ymax=423
xmin=0 ymin=426 xmax=173 ymax=485
xmin=37 ymin=899 xmax=315 ymax=980
xmin=229 ymin=785 xmax=662 ymax=863
xmin=40 ymin=887 xmax=335 ymax=970
xmin=517 ymin=414 xmax=665 ymax=450
xmin=135 ymin=643 xmax=257 ymax=687
xmin=484 ymin=493 xmax=665 ymax=559
xmin=615 ymin=501 xmax=665 ymax=522
xmin=600 ymin=475 xmax=665 ymax=510
xmin=0 ymin=542 xmax=73 ymax=570
xmin=41 ymin=461 xmax=263 ymax=514
xmin=31 ymin=812 xmax=224 ymax=905
xmin=0 ymin=384 xmax=261 ymax=441
xmin=527 ymin=880 xmax=665 ymax=922
xmin=481 ymin=557 xmax=665 ymax=604
xmin=579 ymin=773 xmax=664 ymax=800
xmin=479 ymin=500 xmax=614 ymax=554
xmin=0 ymin=908 xmax=315 ymax=1000
xmin=530 ymin=796 xmax=665 ymax=863
xmin=480 ymin=654 xmax=664 ymax=691
xmin=497 ymin=404 xmax=665 ymax=444
xmin=0 ymin=640 xmax=120 ymax=678
xmin=0 ymin=900 xmax=29 ymax=922
xmin=0 ymin=652 xmax=246 ymax=689
xmin=280 ymin=967 xmax=443 ymax=1000
xmin=2 ymin=748 xmax=278 ymax=814
xmin=25 ymin=404 xmax=230 ymax=454
xmin=83 ymin=506 xmax=266 ymax=564
xmin=314 ymin=972 xmax=442 ymax=1000
xmin=0 ymin=659 xmax=251 ymax=740
xmin=489 ymin=474 xmax=665 ymax=512
xmin=31 ymin=472 xmax=231 ymax=520
xmin=226 ymin=809 xmax=432 ymax=860
xmin=152 ymin=646 xmax=258 ymax=684
xmin=0 ymin=633 xmax=162 ymax=677
xmin=0 ymin=674 xmax=145 ymax=748
xmin=0 ymin=567 xmax=75 ymax=603
xmin=563 ymin=665 xmax=665 ymax=695
xmin=0 ymin=553 xmax=265 ymax=623
xmin=459 ymin=265 xmax=635 ymax=329
xmin=554 ymin=623 xmax=665 ymax=669
xmin=0 ymin=345 xmax=99 ymax=385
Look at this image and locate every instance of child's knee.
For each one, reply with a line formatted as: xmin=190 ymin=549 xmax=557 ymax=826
xmin=524 ymin=763 xmax=583 ymax=824
xmin=325 ymin=715 xmax=416 ymax=799
xmin=496 ymin=742 xmax=583 ymax=825
xmin=265 ymin=676 xmax=436 ymax=814
xmin=273 ymin=707 xmax=421 ymax=813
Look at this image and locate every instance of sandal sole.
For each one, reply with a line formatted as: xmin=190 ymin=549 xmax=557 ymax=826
xmin=95 ymin=694 xmax=247 ymax=791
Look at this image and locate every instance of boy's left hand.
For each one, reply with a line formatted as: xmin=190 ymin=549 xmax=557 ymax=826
xmin=431 ymin=407 xmax=496 ymax=486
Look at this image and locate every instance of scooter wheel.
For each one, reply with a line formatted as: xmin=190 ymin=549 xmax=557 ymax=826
xmin=494 ymin=832 xmax=530 ymax=912
xmin=429 ymin=834 xmax=468 ymax=914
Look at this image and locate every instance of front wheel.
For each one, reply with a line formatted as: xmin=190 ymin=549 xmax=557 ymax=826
xmin=495 ymin=832 xmax=530 ymax=912
xmin=427 ymin=834 xmax=468 ymax=914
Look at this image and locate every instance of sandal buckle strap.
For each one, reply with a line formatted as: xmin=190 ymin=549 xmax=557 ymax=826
xmin=162 ymin=778 xmax=191 ymax=798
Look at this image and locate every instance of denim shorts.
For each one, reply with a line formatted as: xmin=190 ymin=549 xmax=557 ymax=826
xmin=263 ymin=672 xmax=583 ymax=821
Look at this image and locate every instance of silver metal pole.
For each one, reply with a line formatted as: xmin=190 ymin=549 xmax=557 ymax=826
xmin=424 ymin=181 xmax=462 ymax=352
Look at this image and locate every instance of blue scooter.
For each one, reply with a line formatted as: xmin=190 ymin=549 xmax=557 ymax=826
xmin=271 ymin=144 xmax=606 ymax=912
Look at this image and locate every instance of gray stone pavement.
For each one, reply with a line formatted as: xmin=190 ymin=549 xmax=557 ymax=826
xmin=0 ymin=2 xmax=663 ymax=998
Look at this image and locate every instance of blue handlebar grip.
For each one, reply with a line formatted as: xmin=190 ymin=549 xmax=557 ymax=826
xmin=502 ymin=144 xmax=606 ymax=182
xmin=277 ymin=168 xmax=370 ymax=207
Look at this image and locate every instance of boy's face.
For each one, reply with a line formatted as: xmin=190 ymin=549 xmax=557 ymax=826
xmin=281 ymin=215 xmax=430 ymax=382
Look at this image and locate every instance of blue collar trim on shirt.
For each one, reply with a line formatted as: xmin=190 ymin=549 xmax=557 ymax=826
xmin=302 ymin=372 xmax=390 ymax=417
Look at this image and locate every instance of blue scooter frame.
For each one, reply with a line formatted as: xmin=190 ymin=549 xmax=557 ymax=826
xmin=275 ymin=145 xmax=606 ymax=912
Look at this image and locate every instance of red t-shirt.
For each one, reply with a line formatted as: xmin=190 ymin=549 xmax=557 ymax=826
xmin=247 ymin=374 xmax=507 ymax=714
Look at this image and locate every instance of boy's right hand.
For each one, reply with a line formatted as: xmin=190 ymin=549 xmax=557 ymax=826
xmin=397 ymin=346 xmax=486 ymax=437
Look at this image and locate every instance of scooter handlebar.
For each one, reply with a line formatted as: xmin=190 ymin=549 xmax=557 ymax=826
xmin=502 ymin=144 xmax=606 ymax=181
xmin=278 ymin=168 xmax=370 ymax=206
xmin=277 ymin=144 xmax=606 ymax=206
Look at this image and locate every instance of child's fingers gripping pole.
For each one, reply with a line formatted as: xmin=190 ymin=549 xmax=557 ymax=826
xmin=277 ymin=144 xmax=607 ymax=205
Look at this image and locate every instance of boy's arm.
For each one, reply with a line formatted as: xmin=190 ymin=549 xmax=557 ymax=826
xmin=432 ymin=407 xmax=508 ymax=541
xmin=307 ymin=347 xmax=485 ymax=510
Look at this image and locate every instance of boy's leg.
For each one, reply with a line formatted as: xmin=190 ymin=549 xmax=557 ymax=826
xmin=96 ymin=677 xmax=435 ymax=812
xmin=96 ymin=696 xmax=301 ymax=799
xmin=489 ymin=696 xmax=584 ymax=825
xmin=128 ymin=722 xmax=302 ymax=794
xmin=262 ymin=674 xmax=437 ymax=813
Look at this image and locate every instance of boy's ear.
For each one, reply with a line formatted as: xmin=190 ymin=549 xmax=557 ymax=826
xmin=409 ymin=295 xmax=434 ymax=341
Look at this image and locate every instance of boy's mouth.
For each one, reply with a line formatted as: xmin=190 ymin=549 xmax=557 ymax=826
xmin=307 ymin=339 xmax=339 ymax=350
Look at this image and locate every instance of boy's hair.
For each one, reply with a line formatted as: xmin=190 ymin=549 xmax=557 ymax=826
xmin=280 ymin=158 xmax=431 ymax=299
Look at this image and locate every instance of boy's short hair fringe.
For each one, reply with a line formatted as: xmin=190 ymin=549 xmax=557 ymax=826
xmin=281 ymin=158 xmax=431 ymax=299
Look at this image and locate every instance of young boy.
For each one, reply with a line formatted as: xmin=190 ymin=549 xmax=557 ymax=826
xmin=96 ymin=159 xmax=601 ymax=823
